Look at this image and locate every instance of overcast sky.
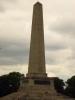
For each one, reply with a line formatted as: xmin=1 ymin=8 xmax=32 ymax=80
xmin=0 ymin=0 xmax=75 ymax=80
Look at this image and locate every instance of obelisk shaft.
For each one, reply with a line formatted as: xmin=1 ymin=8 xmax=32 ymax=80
xmin=27 ymin=2 xmax=47 ymax=78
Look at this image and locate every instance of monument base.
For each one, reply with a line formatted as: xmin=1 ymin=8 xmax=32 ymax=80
xmin=0 ymin=77 xmax=74 ymax=100
xmin=19 ymin=77 xmax=57 ymax=100
xmin=18 ymin=77 xmax=74 ymax=100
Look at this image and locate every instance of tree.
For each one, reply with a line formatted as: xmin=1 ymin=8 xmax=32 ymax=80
xmin=65 ymin=76 xmax=75 ymax=98
xmin=54 ymin=77 xmax=65 ymax=94
xmin=0 ymin=72 xmax=24 ymax=97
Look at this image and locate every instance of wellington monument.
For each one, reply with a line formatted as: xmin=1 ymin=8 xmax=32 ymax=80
xmin=27 ymin=2 xmax=47 ymax=78
xmin=0 ymin=2 xmax=74 ymax=100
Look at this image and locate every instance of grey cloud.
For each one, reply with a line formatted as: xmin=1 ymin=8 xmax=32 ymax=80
xmin=0 ymin=40 xmax=29 ymax=65
xmin=0 ymin=3 xmax=5 ymax=12
xmin=46 ymin=46 xmax=72 ymax=65
xmin=0 ymin=0 xmax=17 ymax=3
xmin=46 ymin=44 xmax=67 ymax=51
xmin=50 ymin=18 xmax=75 ymax=36
xmin=0 ymin=0 xmax=17 ymax=12
xmin=46 ymin=57 xmax=57 ymax=65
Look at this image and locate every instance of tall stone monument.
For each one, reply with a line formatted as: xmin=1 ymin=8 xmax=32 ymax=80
xmin=27 ymin=2 xmax=47 ymax=78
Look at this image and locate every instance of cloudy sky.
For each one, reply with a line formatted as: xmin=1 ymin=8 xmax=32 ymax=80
xmin=0 ymin=0 xmax=75 ymax=80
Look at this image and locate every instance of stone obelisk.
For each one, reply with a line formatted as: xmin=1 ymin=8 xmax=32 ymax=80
xmin=27 ymin=2 xmax=47 ymax=78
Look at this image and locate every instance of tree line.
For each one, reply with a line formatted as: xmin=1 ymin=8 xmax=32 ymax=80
xmin=0 ymin=72 xmax=75 ymax=98
xmin=54 ymin=77 xmax=75 ymax=98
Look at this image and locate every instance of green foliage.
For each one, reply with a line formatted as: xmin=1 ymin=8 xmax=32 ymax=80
xmin=67 ymin=76 xmax=75 ymax=87
xmin=0 ymin=72 xmax=24 ymax=97
xmin=65 ymin=76 xmax=75 ymax=98
xmin=54 ymin=77 xmax=65 ymax=94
